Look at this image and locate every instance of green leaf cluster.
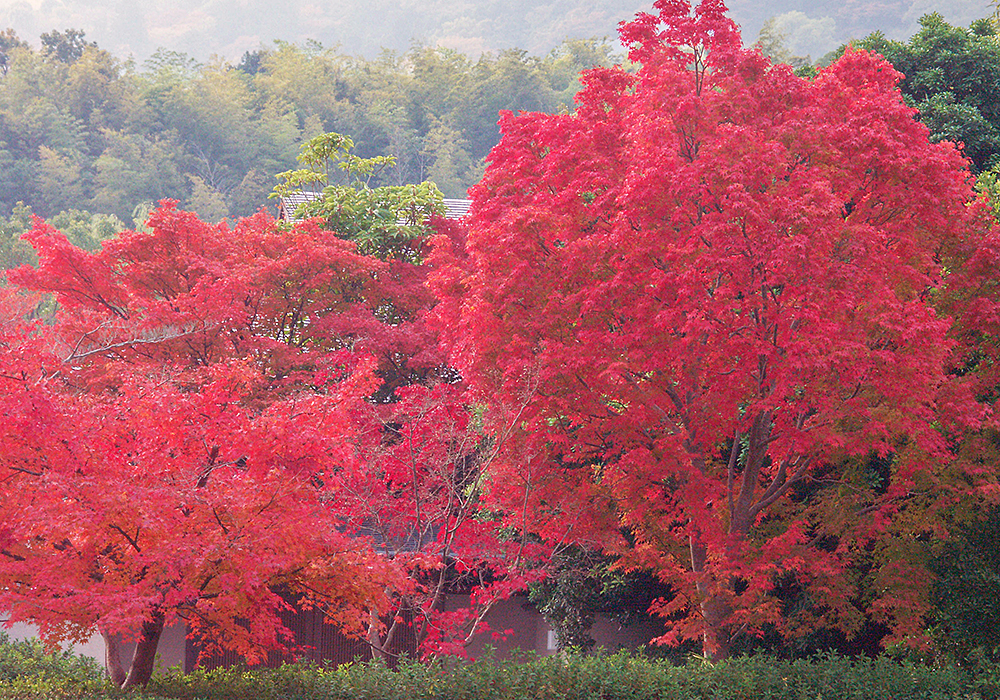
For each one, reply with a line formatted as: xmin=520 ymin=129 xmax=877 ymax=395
xmin=273 ymin=132 xmax=446 ymax=261
xmin=0 ymin=633 xmax=111 ymax=699
xmin=859 ymin=15 xmax=1000 ymax=173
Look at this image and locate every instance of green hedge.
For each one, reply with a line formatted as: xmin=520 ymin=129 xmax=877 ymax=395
xmin=142 ymin=652 xmax=986 ymax=700
xmin=0 ymin=634 xmax=989 ymax=700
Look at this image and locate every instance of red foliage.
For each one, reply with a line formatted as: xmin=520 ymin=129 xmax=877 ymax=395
xmin=0 ymin=203 xmax=536 ymax=684
xmin=0 ymin=207 xmax=396 ymax=680
xmin=333 ymin=381 xmax=548 ymax=658
xmin=443 ymin=0 xmax=999 ymax=657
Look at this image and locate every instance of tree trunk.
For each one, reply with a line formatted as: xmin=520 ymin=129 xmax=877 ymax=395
xmin=368 ymin=608 xmax=390 ymax=661
xmin=102 ymin=609 xmax=165 ymax=689
xmin=122 ymin=609 xmax=165 ymax=688
xmin=689 ymin=535 xmax=733 ymax=660
xmin=122 ymin=610 xmax=164 ymax=688
xmin=101 ymin=627 xmax=127 ymax=688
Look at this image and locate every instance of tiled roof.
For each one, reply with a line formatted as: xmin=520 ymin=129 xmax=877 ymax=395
xmin=441 ymin=198 xmax=472 ymax=219
xmin=278 ymin=192 xmax=472 ymax=223
xmin=276 ymin=191 xmax=320 ymax=223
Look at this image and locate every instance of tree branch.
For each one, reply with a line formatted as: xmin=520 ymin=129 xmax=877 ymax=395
xmin=109 ymin=525 xmax=141 ymax=552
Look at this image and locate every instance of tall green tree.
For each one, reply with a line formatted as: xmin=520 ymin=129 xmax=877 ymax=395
xmin=91 ymin=130 xmax=186 ymax=220
xmin=421 ymin=119 xmax=476 ymax=198
xmin=39 ymin=29 xmax=96 ymax=64
xmin=0 ymin=202 xmax=37 ymax=268
xmin=860 ymin=14 xmax=1000 ymax=172
xmin=0 ymin=28 xmax=27 ymax=77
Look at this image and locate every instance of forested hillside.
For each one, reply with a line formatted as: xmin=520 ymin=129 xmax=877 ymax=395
xmin=3 ymin=6 xmax=999 ymax=269
xmin=0 ymin=31 xmax=618 ymax=230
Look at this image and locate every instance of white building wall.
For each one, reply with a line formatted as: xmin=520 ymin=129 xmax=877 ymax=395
xmin=2 ymin=618 xmax=106 ymax=663
xmin=3 ymin=617 xmax=186 ymax=674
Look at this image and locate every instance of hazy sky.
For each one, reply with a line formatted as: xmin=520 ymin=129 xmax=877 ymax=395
xmin=0 ymin=0 xmax=993 ymax=65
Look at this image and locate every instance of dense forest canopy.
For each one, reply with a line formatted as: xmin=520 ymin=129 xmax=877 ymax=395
xmin=3 ymin=5 xmax=999 ymax=247
xmin=0 ymin=32 xmax=620 ymax=230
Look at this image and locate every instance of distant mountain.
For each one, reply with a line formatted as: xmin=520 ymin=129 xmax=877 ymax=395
xmin=0 ymin=0 xmax=993 ymax=64
xmin=730 ymin=0 xmax=993 ymax=61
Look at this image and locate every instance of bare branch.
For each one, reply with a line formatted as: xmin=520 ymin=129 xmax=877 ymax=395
xmin=62 ymin=322 xmax=219 ymax=364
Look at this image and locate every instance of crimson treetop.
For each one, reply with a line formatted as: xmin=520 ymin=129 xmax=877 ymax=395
xmin=443 ymin=0 xmax=998 ymax=657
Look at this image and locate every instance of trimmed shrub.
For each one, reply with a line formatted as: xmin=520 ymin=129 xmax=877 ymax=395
xmin=0 ymin=636 xmax=984 ymax=700
xmin=145 ymin=652 xmax=977 ymax=700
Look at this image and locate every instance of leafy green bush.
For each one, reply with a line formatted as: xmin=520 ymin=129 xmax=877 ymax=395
xmin=679 ymin=653 xmax=975 ymax=700
xmin=0 ymin=635 xmax=985 ymax=700
xmin=930 ymin=505 xmax=1000 ymax=665
xmin=0 ymin=632 xmax=117 ymax=699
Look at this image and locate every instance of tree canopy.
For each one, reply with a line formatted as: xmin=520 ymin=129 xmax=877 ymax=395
xmin=442 ymin=0 xmax=1000 ymax=658
xmin=0 ymin=207 xmax=396 ymax=685
xmin=3 ymin=0 xmax=1000 ymax=680
xmin=859 ymin=13 xmax=1000 ymax=173
xmin=0 ymin=198 xmax=546 ymax=685
xmin=0 ymin=32 xmax=620 ymax=222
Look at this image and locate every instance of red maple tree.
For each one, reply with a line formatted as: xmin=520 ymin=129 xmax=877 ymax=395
xmin=337 ymin=380 xmax=547 ymax=658
xmin=442 ymin=0 xmax=999 ymax=657
xmin=0 ymin=203 xmax=543 ymax=685
xmin=0 ymin=207 xmax=401 ymax=686
xmin=326 ymin=215 xmax=549 ymax=659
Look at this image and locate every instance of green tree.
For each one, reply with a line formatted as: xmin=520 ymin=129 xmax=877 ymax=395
xmin=404 ymin=46 xmax=474 ymax=140
xmin=186 ymin=174 xmax=229 ymax=222
xmin=929 ymin=504 xmax=1000 ymax=662
xmin=463 ymin=49 xmax=555 ymax=162
xmin=91 ymin=130 xmax=186 ymax=220
xmin=254 ymin=41 xmax=352 ymax=131
xmin=227 ymin=168 xmax=273 ymax=218
xmin=251 ymin=102 xmax=305 ymax=185
xmin=343 ymin=51 xmax=424 ymax=184
xmin=540 ymin=38 xmax=621 ymax=109
xmin=236 ymin=48 xmax=266 ymax=76
xmin=0 ymin=31 xmax=618 ymax=222
xmin=273 ymin=131 xmax=444 ymax=260
xmin=36 ymin=145 xmax=86 ymax=214
xmin=0 ymin=28 xmax=27 ymax=77
xmin=421 ymin=119 xmax=476 ymax=198
xmin=48 ymin=208 xmax=125 ymax=250
xmin=64 ymin=45 xmax=132 ymax=144
xmin=0 ymin=45 xmax=89 ymax=214
xmin=754 ymin=17 xmax=814 ymax=74
xmin=529 ymin=546 xmax=672 ymax=654
xmin=0 ymin=146 xmax=38 ymax=215
xmin=860 ymin=15 xmax=1000 ymax=172
xmin=978 ymin=163 xmax=1000 ymax=222
xmin=0 ymin=202 xmax=36 ymax=268
xmin=40 ymin=29 xmax=96 ymax=65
